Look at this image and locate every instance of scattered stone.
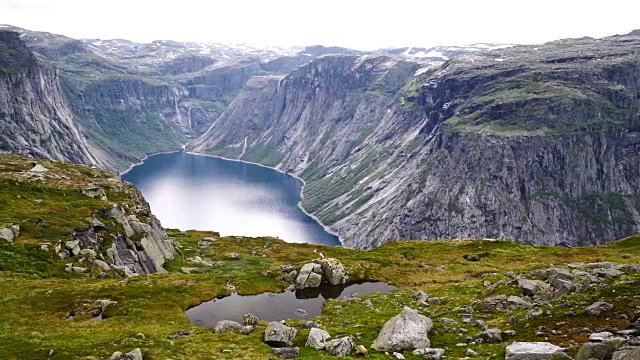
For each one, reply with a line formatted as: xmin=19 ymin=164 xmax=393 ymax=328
xmin=29 ymin=164 xmax=48 ymax=173
xmin=0 ymin=227 xmax=15 ymax=244
xmin=394 ymin=352 xmax=406 ymax=359
xmin=612 ymin=347 xmax=640 ymax=360
xmin=264 ymin=321 xmax=297 ymax=347
xmin=364 ymin=299 xmax=374 ymax=308
xmin=413 ymin=348 xmax=445 ymax=359
xmin=110 ymin=348 xmax=142 ymax=360
xmin=576 ymin=342 xmax=615 ymax=360
xmin=64 ymin=264 xmax=87 ymax=273
xmin=589 ymin=331 xmax=614 ymax=342
xmin=463 ymin=254 xmax=480 ymax=261
xmin=214 ymin=320 xmax=242 ymax=333
xmin=585 ymin=301 xmax=614 ymax=316
xmin=240 ymin=326 xmax=254 ymax=335
xmin=40 ymin=244 xmax=51 ymax=251
xmin=243 ymin=313 xmax=259 ymax=326
xmin=80 ymin=249 xmax=97 ymax=257
xmin=272 ymin=347 xmax=299 ymax=359
xmin=284 ymin=270 xmax=298 ymax=283
xmin=168 ymin=330 xmax=195 ymax=339
xmin=466 ymin=348 xmax=479 ymax=356
xmin=476 ymin=328 xmax=502 ymax=343
xmin=180 ymin=267 xmax=199 ymax=274
xmin=224 ymin=252 xmax=241 ymax=260
xmin=317 ymin=258 xmax=347 ymax=285
xmin=82 ymin=186 xmax=107 ymax=200
xmin=505 ymin=342 xmax=570 ymax=360
xmin=298 ymin=320 xmax=319 ymax=329
xmin=372 ymin=307 xmax=433 ymax=352
xmin=355 ymin=345 xmax=368 ymax=355
xmin=441 ymin=317 xmax=459 ymax=325
xmin=412 ymin=290 xmax=428 ymax=303
xmin=91 ymin=218 xmax=107 ymax=231
xmin=306 ymin=328 xmax=331 ymax=350
xmin=325 ymin=336 xmax=356 ymax=357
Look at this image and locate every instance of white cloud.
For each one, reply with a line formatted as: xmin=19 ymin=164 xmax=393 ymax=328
xmin=0 ymin=0 xmax=638 ymax=49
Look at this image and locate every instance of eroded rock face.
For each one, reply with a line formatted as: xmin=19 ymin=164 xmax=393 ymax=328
xmin=264 ymin=322 xmax=297 ymax=347
xmin=372 ymin=307 xmax=433 ymax=352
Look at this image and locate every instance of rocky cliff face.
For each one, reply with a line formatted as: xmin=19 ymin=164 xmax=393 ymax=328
xmin=191 ymin=32 xmax=640 ymax=248
xmin=0 ymin=31 xmax=99 ymax=165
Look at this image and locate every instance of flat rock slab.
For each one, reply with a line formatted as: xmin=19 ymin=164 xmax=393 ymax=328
xmin=506 ymin=342 xmax=570 ymax=360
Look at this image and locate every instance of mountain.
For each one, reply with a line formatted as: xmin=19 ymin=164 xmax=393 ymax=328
xmin=0 ymin=30 xmax=98 ymax=165
xmin=191 ymin=31 xmax=640 ymax=249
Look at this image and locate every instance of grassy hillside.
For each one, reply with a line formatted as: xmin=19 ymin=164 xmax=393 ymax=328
xmin=1 ymin=155 xmax=639 ymax=359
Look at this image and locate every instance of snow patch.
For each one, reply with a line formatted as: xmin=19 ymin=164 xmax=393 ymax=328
xmin=494 ymin=58 xmax=505 ymax=62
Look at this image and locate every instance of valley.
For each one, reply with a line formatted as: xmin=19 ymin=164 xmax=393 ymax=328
xmin=1 ymin=21 xmax=640 ymax=360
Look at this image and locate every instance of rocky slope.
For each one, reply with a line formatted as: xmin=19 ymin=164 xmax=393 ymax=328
xmin=0 ymin=154 xmax=176 ymax=276
xmin=191 ymin=31 xmax=640 ymax=248
xmin=0 ymin=31 xmax=99 ymax=165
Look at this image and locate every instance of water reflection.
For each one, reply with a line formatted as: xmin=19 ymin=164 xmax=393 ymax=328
xmin=186 ymin=282 xmax=397 ymax=328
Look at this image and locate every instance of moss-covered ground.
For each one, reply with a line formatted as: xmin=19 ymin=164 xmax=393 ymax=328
xmin=1 ymin=155 xmax=639 ymax=359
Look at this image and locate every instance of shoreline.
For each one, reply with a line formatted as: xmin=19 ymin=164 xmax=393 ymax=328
xmin=123 ymin=149 xmax=344 ymax=245
xmin=184 ymin=151 xmax=344 ymax=245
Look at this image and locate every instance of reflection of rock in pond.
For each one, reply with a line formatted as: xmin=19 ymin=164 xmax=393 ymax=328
xmin=187 ymin=282 xmax=397 ymax=329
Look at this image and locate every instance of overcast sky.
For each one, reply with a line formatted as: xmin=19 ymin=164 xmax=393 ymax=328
xmin=0 ymin=0 xmax=638 ymax=49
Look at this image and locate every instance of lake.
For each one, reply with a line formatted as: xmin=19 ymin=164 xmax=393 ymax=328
xmin=121 ymin=152 xmax=340 ymax=246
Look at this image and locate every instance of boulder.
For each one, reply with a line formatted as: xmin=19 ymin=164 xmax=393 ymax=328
xmin=317 ymin=258 xmax=347 ymax=285
xmin=325 ymin=336 xmax=356 ymax=357
xmin=589 ymin=332 xmax=614 ymax=342
xmin=355 ymin=345 xmax=368 ymax=355
xmin=505 ymin=342 xmax=570 ymax=360
xmin=0 ymin=227 xmax=15 ymax=244
xmin=264 ymin=321 xmax=297 ymax=347
xmin=306 ymin=327 xmax=331 ymax=350
xmin=298 ymin=320 xmax=319 ymax=329
xmin=296 ymin=263 xmax=323 ymax=290
xmin=412 ymin=290 xmax=428 ymax=303
xmin=110 ymin=348 xmax=142 ymax=360
xmin=576 ymin=342 xmax=615 ymax=360
xmin=214 ymin=320 xmax=242 ymax=333
xmin=585 ymin=301 xmax=614 ymax=316
xmin=29 ymin=164 xmax=48 ymax=173
xmin=94 ymin=259 xmax=112 ymax=272
xmin=243 ymin=313 xmax=259 ymax=326
xmin=518 ymin=278 xmax=552 ymax=300
xmin=413 ymin=348 xmax=445 ymax=359
xmin=612 ymin=347 xmax=640 ymax=360
xmin=272 ymin=347 xmax=299 ymax=359
xmin=240 ymin=326 xmax=254 ymax=335
xmin=372 ymin=307 xmax=433 ymax=352
xmin=477 ymin=328 xmax=502 ymax=343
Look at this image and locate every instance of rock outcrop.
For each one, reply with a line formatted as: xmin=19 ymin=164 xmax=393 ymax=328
xmin=372 ymin=307 xmax=433 ymax=352
xmin=264 ymin=322 xmax=298 ymax=347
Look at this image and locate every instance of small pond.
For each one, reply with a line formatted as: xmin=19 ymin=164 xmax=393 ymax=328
xmin=186 ymin=282 xmax=397 ymax=328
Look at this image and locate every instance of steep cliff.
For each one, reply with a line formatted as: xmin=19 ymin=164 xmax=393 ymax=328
xmin=0 ymin=31 xmax=99 ymax=165
xmin=191 ymin=31 xmax=640 ymax=248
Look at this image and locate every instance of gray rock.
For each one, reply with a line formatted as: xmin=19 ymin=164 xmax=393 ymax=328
xmin=325 ymin=336 xmax=356 ymax=357
xmin=272 ymin=347 xmax=299 ymax=359
xmin=94 ymin=259 xmax=112 ymax=272
xmin=298 ymin=320 xmax=319 ymax=329
xmin=284 ymin=270 xmax=298 ymax=283
xmin=317 ymin=258 xmax=347 ymax=285
xmin=576 ymin=342 xmax=615 ymax=360
xmin=372 ymin=306 xmax=433 ymax=352
xmin=477 ymin=328 xmax=502 ymax=343
xmin=240 ymin=326 xmax=254 ymax=335
xmin=440 ymin=317 xmax=458 ymax=325
xmin=80 ymin=249 xmax=97 ymax=257
xmin=305 ymin=327 xmax=331 ymax=350
xmin=168 ymin=330 xmax=195 ymax=339
xmin=505 ymin=342 xmax=570 ymax=360
xmin=585 ymin=301 xmax=614 ymax=316
xmin=364 ymin=299 xmax=374 ymax=308
xmin=463 ymin=254 xmax=480 ymax=261
xmin=29 ymin=164 xmax=48 ymax=173
xmin=619 ymin=265 xmax=640 ymax=274
xmin=295 ymin=263 xmax=323 ymax=290
xmin=91 ymin=218 xmax=107 ymax=231
xmin=224 ymin=252 xmax=241 ymax=260
xmin=82 ymin=186 xmax=106 ymax=199
xmin=264 ymin=321 xmax=297 ymax=347
xmin=214 ymin=320 xmax=242 ymax=333
xmin=413 ymin=348 xmax=445 ymax=359
xmin=412 ymin=290 xmax=428 ymax=302
xmin=0 ymin=227 xmax=15 ymax=244
xmin=518 ymin=278 xmax=552 ymax=300
xmin=243 ymin=313 xmax=259 ymax=326
xmin=589 ymin=331 xmax=614 ymax=342
xmin=612 ymin=347 xmax=640 ymax=360
xmin=466 ymin=348 xmax=479 ymax=356
xmin=110 ymin=348 xmax=142 ymax=360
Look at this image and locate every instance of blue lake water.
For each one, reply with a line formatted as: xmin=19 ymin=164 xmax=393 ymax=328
xmin=121 ymin=152 xmax=340 ymax=246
